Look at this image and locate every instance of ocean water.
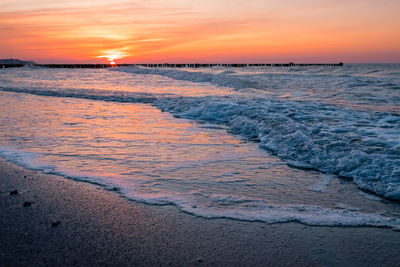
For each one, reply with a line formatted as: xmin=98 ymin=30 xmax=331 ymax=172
xmin=0 ymin=64 xmax=400 ymax=229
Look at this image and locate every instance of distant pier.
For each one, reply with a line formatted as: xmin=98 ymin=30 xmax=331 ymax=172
xmin=0 ymin=64 xmax=25 ymax=68
xmin=136 ymin=63 xmax=344 ymax=68
xmin=1 ymin=62 xmax=344 ymax=69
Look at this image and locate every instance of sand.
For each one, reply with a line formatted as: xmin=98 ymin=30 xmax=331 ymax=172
xmin=1 ymin=157 xmax=400 ymax=266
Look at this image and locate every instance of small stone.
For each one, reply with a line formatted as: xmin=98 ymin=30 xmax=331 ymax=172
xmin=10 ymin=190 xmax=18 ymax=195
xmin=23 ymin=201 xmax=31 ymax=207
xmin=197 ymin=258 xmax=204 ymax=263
xmin=51 ymin=221 xmax=61 ymax=227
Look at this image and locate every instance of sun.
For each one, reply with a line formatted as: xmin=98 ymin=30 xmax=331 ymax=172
xmin=96 ymin=49 xmax=128 ymax=64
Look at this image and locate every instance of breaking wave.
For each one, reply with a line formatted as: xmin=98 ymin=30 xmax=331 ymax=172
xmin=0 ymin=64 xmax=399 ymax=200
xmin=0 ymin=84 xmax=399 ymax=200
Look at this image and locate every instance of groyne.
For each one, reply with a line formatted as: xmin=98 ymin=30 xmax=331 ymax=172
xmin=1 ymin=62 xmax=344 ymax=69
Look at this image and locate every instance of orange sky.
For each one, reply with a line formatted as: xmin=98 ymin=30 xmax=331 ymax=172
xmin=1 ymin=0 xmax=399 ymax=63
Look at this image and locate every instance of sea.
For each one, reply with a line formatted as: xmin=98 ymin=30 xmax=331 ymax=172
xmin=0 ymin=64 xmax=399 ymax=229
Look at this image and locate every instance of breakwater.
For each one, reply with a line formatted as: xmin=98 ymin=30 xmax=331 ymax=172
xmin=2 ymin=62 xmax=344 ymax=69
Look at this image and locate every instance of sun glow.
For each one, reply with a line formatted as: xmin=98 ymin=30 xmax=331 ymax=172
xmin=96 ymin=49 xmax=129 ymax=63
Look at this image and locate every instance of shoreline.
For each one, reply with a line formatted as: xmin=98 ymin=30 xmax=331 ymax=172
xmin=1 ymin=157 xmax=400 ymax=266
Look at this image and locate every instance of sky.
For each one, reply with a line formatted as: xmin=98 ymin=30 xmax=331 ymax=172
xmin=0 ymin=0 xmax=399 ymax=63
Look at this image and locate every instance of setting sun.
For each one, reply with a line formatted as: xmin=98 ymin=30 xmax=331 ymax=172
xmin=96 ymin=50 xmax=129 ymax=63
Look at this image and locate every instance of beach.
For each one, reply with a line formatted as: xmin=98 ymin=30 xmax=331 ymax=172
xmin=2 ymin=157 xmax=400 ymax=266
xmin=1 ymin=0 xmax=399 ymax=265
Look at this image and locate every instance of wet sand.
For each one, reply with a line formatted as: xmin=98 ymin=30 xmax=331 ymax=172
xmin=1 ymin=157 xmax=400 ymax=266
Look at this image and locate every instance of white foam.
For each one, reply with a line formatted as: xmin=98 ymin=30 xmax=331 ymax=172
xmin=154 ymin=96 xmax=400 ymax=200
xmin=0 ymin=146 xmax=51 ymax=171
xmin=122 ymin=192 xmax=400 ymax=230
xmin=1 ymin=143 xmax=400 ymax=230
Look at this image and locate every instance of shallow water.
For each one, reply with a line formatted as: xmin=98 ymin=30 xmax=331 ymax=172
xmin=0 ymin=65 xmax=399 ymax=228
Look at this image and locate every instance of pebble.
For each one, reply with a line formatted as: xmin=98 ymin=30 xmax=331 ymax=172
xmin=23 ymin=201 xmax=32 ymax=207
xmin=51 ymin=221 xmax=61 ymax=227
xmin=10 ymin=190 xmax=18 ymax=195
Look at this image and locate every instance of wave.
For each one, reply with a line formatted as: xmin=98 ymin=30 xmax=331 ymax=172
xmin=112 ymin=65 xmax=400 ymax=92
xmin=154 ymin=96 xmax=400 ymax=200
xmin=125 ymin=192 xmax=400 ymax=230
xmin=112 ymin=66 xmax=261 ymax=90
xmin=1 ymin=146 xmax=400 ymax=230
xmin=1 ymin=85 xmax=399 ymax=201
xmin=0 ymin=86 xmax=159 ymax=103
